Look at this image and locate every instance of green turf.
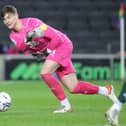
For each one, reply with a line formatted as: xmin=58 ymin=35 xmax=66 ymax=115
xmin=0 ymin=80 xmax=125 ymax=126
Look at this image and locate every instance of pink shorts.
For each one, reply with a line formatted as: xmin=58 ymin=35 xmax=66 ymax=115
xmin=46 ymin=42 xmax=75 ymax=78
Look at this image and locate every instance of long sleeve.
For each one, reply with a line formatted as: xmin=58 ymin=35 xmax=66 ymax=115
xmin=44 ymin=26 xmax=64 ymax=50
xmin=9 ymin=33 xmax=29 ymax=51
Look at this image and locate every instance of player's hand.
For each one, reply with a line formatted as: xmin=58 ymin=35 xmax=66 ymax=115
xmin=27 ymin=41 xmax=39 ymax=48
xmin=26 ymin=26 xmax=44 ymax=42
xmin=25 ymin=31 xmax=39 ymax=48
xmin=25 ymin=31 xmax=35 ymax=43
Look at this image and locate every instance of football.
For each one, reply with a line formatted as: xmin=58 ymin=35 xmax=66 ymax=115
xmin=0 ymin=92 xmax=12 ymax=112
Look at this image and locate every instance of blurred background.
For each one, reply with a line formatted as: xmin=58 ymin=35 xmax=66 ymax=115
xmin=0 ymin=2 xmax=125 ymax=126
xmin=0 ymin=0 xmax=126 ymax=80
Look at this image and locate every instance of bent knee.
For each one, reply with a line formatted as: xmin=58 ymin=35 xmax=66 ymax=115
xmin=40 ymin=71 xmax=50 ymax=75
xmin=67 ymin=86 xmax=77 ymax=94
xmin=40 ymin=73 xmax=52 ymax=80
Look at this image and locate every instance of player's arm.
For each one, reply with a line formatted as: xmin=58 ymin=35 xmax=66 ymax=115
xmin=26 ymin=24 xmax=63 ymax=49
xmin=26 ymin=23 xmax=47 ymax=42
xmin=26 ymin=18 xmax=45 ymax=38
xmin=26 ymin=25 xmax=45 ymax=39
xmin=9 ymin=34 xmax=29 ymax=51
xmin=43 ymin=26 xmax=63 ymax=49
xmin=25 ymin=25 xmax=45 ymax=48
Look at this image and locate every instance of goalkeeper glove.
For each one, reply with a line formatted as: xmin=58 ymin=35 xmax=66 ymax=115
xmin=25 ymin=31 xmax=39 ymax=48
xmin=32 ymin=51 xmax=48 ymax=61
xmin=27 ymin=40 xmax=39 ymax=48
xmin=26 ymin=26 xmax=44 ymax=39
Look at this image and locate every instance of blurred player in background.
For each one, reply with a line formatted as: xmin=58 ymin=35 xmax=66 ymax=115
xmin=1 ymin=5 xmax=118 ymax=113
xmin=105 ymin=81 xmax=126 ymax=126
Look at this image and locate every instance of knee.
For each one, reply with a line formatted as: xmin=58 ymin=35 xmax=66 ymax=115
xmin=67 ymin=85 xmax=77 ymax=94
xmin=70 ymin=88 xmax=76 ymax=94
xmin=70 ymin=83 xmax=80 ymax=94
xmin=69 ymin=89 xmax=75 ymax=94
xmin=40 ymin=73 xmax=52 ymax=80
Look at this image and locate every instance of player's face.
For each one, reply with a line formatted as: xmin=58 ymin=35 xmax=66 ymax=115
xmin=2 ymin=13 xmax=18 ymax=29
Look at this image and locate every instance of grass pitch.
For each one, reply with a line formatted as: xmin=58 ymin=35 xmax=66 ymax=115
xmin=0 ymin=80 xmax=125 ymax=126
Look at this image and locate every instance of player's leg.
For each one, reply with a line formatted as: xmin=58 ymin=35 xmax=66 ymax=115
xmin=40 ymin=60 xmax=72 ymax=112
xmin=61 ymin=72 xmax=117 ymax=102
xmin=105 ymin=105 xmax=119 ymax=126
xmin=118 ymin=81 xmax=126 ymax=104
xmin=61 ymin=73 xmax=98 ymax=94
xmin=105 ymin=81 xmax=126 ymax=126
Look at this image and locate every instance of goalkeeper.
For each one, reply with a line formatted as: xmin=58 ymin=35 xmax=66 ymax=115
xmin=1 ymin=5 xmax=118 ymax=113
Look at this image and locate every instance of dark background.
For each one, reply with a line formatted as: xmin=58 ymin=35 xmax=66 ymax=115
xmin=0 ymin=0 xmax=126 ymax=54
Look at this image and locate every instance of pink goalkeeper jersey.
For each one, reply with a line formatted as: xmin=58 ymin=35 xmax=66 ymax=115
xmin=9 ymin=17 xmax=72 ymax=53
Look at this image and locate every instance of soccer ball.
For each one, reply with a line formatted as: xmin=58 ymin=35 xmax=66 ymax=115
xmin=0 ymin=92 xmax=12 ymax=112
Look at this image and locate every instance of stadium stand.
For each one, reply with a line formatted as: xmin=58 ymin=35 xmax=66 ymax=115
xmin=0 ymin=0 xmax=125 ymax=54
